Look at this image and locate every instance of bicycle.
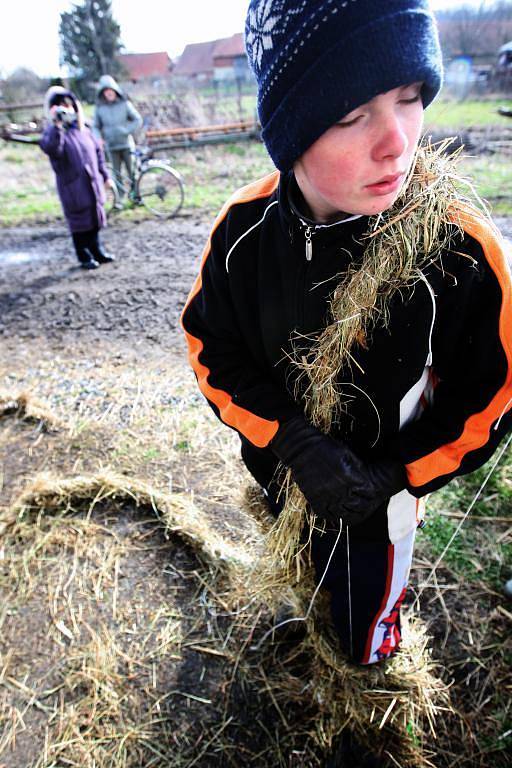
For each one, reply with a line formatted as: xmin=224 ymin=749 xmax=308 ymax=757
xmin=106 ymin=145 xmax=185 ymax=219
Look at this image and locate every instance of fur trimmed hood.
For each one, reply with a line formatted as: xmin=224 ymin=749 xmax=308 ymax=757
xmin=43 ymin=86 xmax=85 ymax=130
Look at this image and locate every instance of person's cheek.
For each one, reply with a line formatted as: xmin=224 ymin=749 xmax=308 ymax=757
xmin=318 ymin=150 xmax=355 ymax=194
xmin=408 ymin=107 xmax=424 ymax=152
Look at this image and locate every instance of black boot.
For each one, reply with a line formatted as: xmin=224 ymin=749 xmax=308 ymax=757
xmin=94 ymin=249 xmax=116 ymax=264
xmin=88 ymin=230 xmax=116 ymax=264
xmin=80 ymin=258 xmax=100 ymax=270
xmin=77 ymin=249 xmax=99 ymax=270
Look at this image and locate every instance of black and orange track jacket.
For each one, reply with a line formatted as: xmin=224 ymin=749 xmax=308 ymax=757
xmin=182 ymin=170 xmax=512 ymax=516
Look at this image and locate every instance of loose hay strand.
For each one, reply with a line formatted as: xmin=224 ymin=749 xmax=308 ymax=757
xmin=267 ymin=138 xmax=490 ymax=579
xmin=0 ymin=389 xmax=60 ymax=430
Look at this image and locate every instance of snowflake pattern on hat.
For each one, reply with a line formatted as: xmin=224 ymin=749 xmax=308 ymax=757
xmin=246 ymin=0 xmax=286 ymax=72
xmin=246 ymin=0 xmax=333 ymax=90
xmin=244 ymin=0 xmax=442 ymax=170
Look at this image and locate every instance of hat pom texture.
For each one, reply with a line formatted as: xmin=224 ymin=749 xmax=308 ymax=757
xmin=245 ymin=0 xmax=443 ymax=171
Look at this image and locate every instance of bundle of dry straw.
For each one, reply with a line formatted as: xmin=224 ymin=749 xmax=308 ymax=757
xmin=0 ymin=389 xmax=60 ymax=430
xmin=268 ymin=139 xmax=489 ymax=578
xmin=3 ymin=470 xmax=252 ymax=569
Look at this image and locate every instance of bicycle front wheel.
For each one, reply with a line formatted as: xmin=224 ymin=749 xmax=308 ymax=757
xmin=136 ymin=163 xmax=184 ymax=218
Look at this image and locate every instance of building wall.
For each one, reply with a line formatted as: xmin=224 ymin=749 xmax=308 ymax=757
xmin=213 ymin=57 xmax=252 ymax=83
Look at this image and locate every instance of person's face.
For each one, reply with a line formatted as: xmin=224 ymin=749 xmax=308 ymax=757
xmin=103 ymin=88 xmax=117 ymax=102
xmin=56 ymin=97 xmax=73 ymax=108
xmin=293 ymin=83 xmax=424 ymax=222
xmin=50 ymin=97 xmax=75 ymax=119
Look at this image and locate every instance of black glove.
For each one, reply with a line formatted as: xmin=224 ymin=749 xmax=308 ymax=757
xmin=271 ymin=416 xmax=406 ymax=527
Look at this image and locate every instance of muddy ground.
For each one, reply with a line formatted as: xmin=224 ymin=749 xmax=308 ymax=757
xmin=1 ymin=215 xmax=512 ymax=768
xmin=1 ymin=215 xmax=511 ymax=352
xmin=0 ymin=217 xmax=212 ymax=352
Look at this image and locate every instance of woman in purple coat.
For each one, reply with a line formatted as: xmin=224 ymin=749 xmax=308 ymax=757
xmin=40 ymin=86 xmax=116 ymax=270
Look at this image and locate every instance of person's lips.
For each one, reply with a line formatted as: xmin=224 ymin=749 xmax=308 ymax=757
xmin=365 ymin=172 xmax=405 ymax=196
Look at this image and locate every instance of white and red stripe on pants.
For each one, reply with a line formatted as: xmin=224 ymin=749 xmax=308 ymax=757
xmin=310 ymin=520 xmax=416 ymax=665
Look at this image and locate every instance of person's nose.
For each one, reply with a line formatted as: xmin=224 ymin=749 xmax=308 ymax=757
xmin=371 ymin=113 xmax=408 ymax=162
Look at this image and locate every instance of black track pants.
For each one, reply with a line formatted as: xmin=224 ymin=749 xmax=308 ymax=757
xmin=244 ymin=439 xmax=415 ymax=665
xmin=310 ymin=522 xmax=415 ymax=664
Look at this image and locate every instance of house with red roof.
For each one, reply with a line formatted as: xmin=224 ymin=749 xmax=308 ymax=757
xmin=173 ymin=40 xmax=218 ymax=81
xmin=118 ymin=52 xmax=173 ymax=84
xmin=173 ymin=34 xmax=252 ymax=83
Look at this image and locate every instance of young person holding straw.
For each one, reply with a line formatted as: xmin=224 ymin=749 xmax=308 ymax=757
xmin=182 ymin=0 xmax=512 ymax=666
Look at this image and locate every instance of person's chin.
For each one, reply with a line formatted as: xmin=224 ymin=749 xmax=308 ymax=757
xmin=360 ymin=191 xmax=401 ymax=216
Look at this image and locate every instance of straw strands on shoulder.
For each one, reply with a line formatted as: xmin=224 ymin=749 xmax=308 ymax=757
xmin=267 ymin=139 xmax=490 ymax=580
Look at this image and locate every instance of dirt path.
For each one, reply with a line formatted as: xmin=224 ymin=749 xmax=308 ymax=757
xmin=2 ymin=216 xmax=512 ymax=768
xmin=0 ymin=217 xmax=211 ymax=352
xmin=2 ymin=215 xmax=511 ymax=355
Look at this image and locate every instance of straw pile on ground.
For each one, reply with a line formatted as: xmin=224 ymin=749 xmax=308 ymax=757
xmin=0 ymin=455 xmax=451 ymax=767
xmin=0 ymin=389 xmax=60 ymax=430
xmin=241 ymin=488 xmax=451 ymax=766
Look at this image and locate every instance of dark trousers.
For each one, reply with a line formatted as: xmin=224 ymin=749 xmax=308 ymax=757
xmin=242 ymin=439 xmax=415 ymax=665
xmin=109 ymin=148 xmax=134 ymax=199
xmin=72 ymin=228 xmax=105 ymax=264
xmin=309 ymin=521 xmax=414 ymax=664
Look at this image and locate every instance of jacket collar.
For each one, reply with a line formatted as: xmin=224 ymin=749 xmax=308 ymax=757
xmin=277 ymin=171 xmax=369 ymax=253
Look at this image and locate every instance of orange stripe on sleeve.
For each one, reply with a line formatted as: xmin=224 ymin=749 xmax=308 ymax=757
xmin=181 ymin=172 xmax=281 ymax=449
xmin=406 ymin=203 xmax=512 ymax=489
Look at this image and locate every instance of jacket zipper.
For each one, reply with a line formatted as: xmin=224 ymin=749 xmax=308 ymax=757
xmin=304 ymin=225 xmax=313 ymax=261
xmin=297 ymin=258 xmax=310 ymax=330
xmin=298 ymin=226 xmax=314 ymax=328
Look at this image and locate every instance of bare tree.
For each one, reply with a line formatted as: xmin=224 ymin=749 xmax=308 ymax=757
xmin=59 ymin=0 xmax=125 ymax=98
xmin=2 ymin=68 xmax=47 ymax=103
xmin=436 ymin=1 xmax=512 ymax=60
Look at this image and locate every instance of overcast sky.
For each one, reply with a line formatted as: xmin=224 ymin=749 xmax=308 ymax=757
xmin=1 ymin=0 xmax=483 ymax=78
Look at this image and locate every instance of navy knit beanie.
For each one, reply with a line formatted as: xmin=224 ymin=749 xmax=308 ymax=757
xmin=245 ymin=0 xmax=443 ymax=171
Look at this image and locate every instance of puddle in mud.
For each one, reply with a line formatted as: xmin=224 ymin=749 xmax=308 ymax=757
xmin=0 ymin=250 xmax=46 ymax=266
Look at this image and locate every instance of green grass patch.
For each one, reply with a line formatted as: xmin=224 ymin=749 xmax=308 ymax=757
xmin=3 ymin=152 xmax=25 ymax=164
xmin=478 ymin=710 xmax=512 ymax=757
xmin=169 ymin=142 xmax=274 ymax=216
xmin=0 ymin=188 xmax=62 ymax=226
xmin=0 ymin=141 xmax=276 ymax=225
xmin=457 ymin=154 xmax=512 ymax=216
xmin=425 ymin=98 xmax=512 ymax=129
xmin=225 ymin=144 xmax=247 ymax=157
xmin=422 ymin=513 xmax=511 ymax=587
xmin=422 ymin=459 xmax=512 ymax=588
xmin=142 ymin=447 xmax=162 ymax=460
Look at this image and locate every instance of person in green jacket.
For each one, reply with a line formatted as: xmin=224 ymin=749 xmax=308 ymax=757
xmin=93 ymin=75 xmax=143 ymax=204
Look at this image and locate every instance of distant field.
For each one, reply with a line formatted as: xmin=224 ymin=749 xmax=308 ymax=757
xmin=460 ymin=154 xmax=512 ymax=216
xmin=1 ymin=94 xmax=512 ymax=226
xmin=425 ymin=97 xmax=512 ymax=129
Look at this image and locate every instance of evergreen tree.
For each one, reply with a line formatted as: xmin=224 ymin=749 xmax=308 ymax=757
xmin=59 ymin=0 xmax=125 ymax=98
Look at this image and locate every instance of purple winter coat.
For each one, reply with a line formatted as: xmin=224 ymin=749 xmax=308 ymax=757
xmin=40 ymin=123 xmax=109 ymax=232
